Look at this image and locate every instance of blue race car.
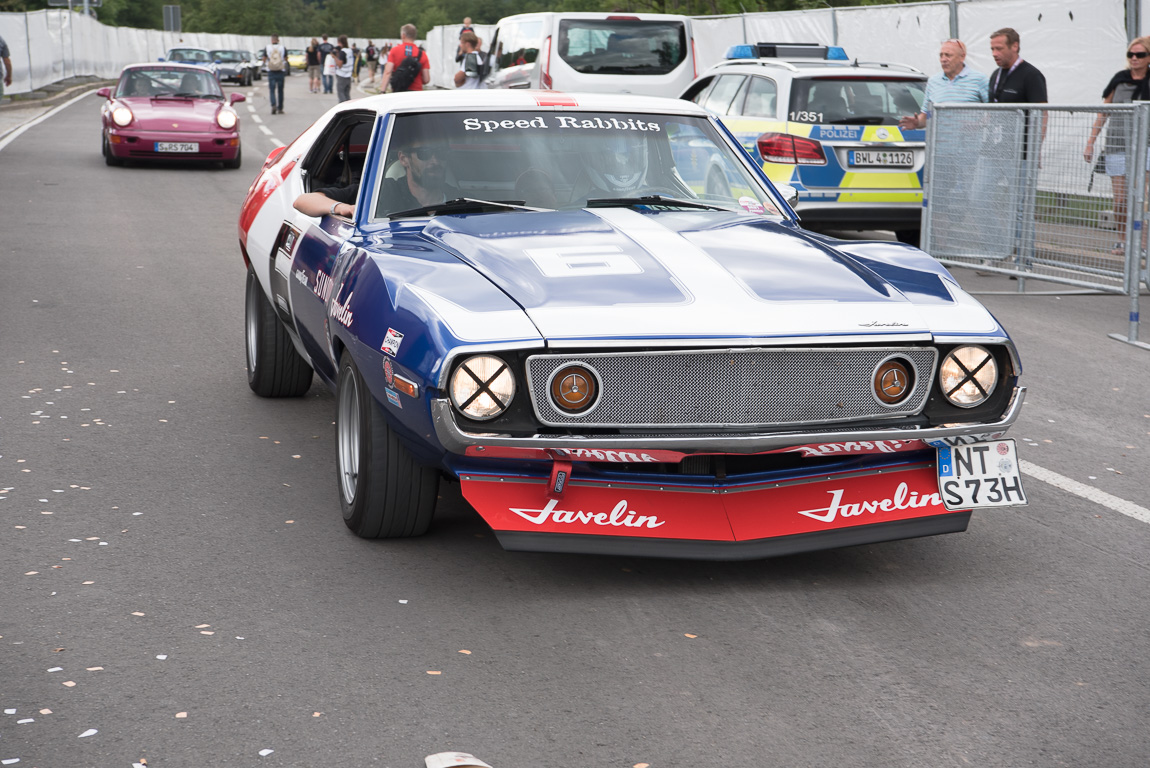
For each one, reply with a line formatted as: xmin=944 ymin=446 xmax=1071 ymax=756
xmin=238 ymin=90 xmax=1026 ymax=560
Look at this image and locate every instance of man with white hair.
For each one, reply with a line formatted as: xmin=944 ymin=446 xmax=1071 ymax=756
xmin=899 ymin=39 xmax=988 ymax=130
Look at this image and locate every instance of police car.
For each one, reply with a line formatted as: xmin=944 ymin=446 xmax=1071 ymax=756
xmin=681 ymin=42 xmax=927 ymax=244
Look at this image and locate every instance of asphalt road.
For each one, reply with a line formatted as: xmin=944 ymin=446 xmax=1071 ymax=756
xmin=2 ymin=75 xmax=1149 ymax=768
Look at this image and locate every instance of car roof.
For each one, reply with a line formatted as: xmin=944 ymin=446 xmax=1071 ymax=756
xmin=347 ymin=89 xmax=713 ymax=116
xmin=703 ymin=59 xmax=925 ymax=80
xmin=496 ymin=11 xmax=691 ymax=22
xmin=122 ymin=62 xmax=217 ymax=73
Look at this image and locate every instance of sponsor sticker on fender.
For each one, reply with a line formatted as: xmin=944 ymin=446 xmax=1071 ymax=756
xmin=381 ymin=328 xmax=403 ymax=357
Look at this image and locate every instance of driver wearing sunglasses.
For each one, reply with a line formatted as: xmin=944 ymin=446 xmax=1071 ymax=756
xmin=294 ymin=136 xmax=456 ymax=219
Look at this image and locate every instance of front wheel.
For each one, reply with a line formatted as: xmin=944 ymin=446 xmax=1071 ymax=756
xmin=224 ymin=146 xmax=242 ymax=170
xmin=103 ymin=134 xmax=122 ymax=167
xmin=245 ymin=268 xmax=313 ymax=397
xmin=337 ymin=352 xmax=439 ymax=539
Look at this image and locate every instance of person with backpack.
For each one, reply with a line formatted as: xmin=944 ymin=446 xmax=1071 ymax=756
xmin=365 ymin=40 xmax=379 ymax=82
xmin=381 ymin=24 xmax=430 ymax=93
xmin=263 ymin=34 xmax=288 ymax=114
xmin=453 ymin=31 xmax=487 ymax=90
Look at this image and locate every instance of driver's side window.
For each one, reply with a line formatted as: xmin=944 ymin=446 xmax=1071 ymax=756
xmin=301 ymin=111 xmax=378 ymax=193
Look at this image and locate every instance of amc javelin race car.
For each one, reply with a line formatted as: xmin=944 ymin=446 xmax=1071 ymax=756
xmin=238 ymin=90 xmax=1026 ymax=560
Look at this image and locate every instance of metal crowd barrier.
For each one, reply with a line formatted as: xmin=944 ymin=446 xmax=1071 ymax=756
xmin=923 ymin=103 xmax=1150 ymax=350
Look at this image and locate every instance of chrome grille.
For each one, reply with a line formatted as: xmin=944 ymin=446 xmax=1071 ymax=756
xmin=526 ymin=347 xmax=937 ymax=428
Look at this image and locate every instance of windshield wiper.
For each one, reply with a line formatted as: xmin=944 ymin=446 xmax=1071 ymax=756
xmin=586 ymin=195 xmax=733 ymax=211
xmin=387 ymin=197 xmax=550 ymax=219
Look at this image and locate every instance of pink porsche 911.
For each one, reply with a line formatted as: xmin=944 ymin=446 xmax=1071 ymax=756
xmin=97 ymin=63 xmax=245 ymax=169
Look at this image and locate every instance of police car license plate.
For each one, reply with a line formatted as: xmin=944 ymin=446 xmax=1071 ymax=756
xmin=848 ymin=150 xmax=913 ymax=167
xmin=155 ymin=142 xmax=198 ymax=153
xmin=936 ymin=439 xmax=1027 ymax=510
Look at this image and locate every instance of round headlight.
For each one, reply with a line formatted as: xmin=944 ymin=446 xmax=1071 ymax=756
xmin=549 ymin=363 xmax=599 ymax=414
xmin=872 ymin=356 xmax=913 ymax=406
xmin=111 ymin=106 xmax=133 ymax=127
xmin=939 ymin=346 xmax=998 ymax=407
xmin=216 ymin=108 xmax=237 ymax=129
xmin=450 ymin=355 xmax=515 ymax=421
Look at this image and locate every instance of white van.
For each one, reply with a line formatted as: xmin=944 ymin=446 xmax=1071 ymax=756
xmin=484 ymin=12 xmax=697 ymax=97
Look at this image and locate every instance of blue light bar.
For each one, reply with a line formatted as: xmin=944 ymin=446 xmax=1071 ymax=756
xmin=725 ymin=44 xmax=757 ymax=60
xmin=724 ymin=42 xmax=851 ymax=61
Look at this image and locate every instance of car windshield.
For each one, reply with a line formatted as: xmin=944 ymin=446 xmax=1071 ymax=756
xmin=373 ymin=110 xmax=783 ymax=219
xmin=557 ymin=19 xmax=686 ymax=75
xmin=168 ymin=48 xmax=212 ymax=63
xmin=788 ymin=77 xmax=926 ymax=124
xmin=116 ymin=67 xmax=224 ymax=98
xmin=288 ymin=49 xmax=305 ymax=56
xmin=211 ymin=50 xmax=245 ymax=62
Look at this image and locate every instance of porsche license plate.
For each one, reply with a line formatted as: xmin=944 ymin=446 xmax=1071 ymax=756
xmin=155 ymin=142 xmax=198 ymax=153
xmin=848 ymin=150 xmax=913 ymax=167
xmin=936 ymin=439 xmax=1027 ymax=510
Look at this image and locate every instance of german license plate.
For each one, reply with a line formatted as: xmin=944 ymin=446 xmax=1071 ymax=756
xmin=155 ymin=142 xmax=198 ymax=153
xmin=936 ymin=439 xmax=1027 ymax=510
xmin=848 ymin=150 xmax=913 ymax=167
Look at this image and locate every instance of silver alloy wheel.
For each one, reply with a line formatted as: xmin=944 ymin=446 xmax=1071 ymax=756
xmin=245 ymin=277 xmax=259 ymax=372
xmin=337 ymin=370 xmax=361 ymax=504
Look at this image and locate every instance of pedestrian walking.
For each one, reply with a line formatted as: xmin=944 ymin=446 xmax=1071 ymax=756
xmin=335 ymin=35 xmax=354 ymax=102
xmin=1085 ymin=36 xmax=1150 ymax=254
xmin=899 ymin=39 xmax=987 ymax=130
xmin=365 ymin=40 xmax=379 ymax=81
xmin=381 ymin=24 xmax=430 ymax=93
xmin=988 ymin=28 xmax=1047 ymax=104
xmin=263 ymin=34 xmax=288 ymax=114
xmin=454 ymin=31 xmax=487 ymax=90
xmin=0 ymin=34 xmax=12 ymax=100
xmin=456 ymin=17 xmax=475 ymax=63
xmin=318 ymin=35 xmax=335 ymax=94
xmin=306 ymin=38 xmax=322 ymax=93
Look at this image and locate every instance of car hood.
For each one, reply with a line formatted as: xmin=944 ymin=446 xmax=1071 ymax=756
xmin=119 ymin=97 xmax=224 ymax=129
xmin=410 ymin=208 xmax=1004 ymax=344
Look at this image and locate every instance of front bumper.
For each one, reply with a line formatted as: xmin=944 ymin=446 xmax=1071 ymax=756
xmin=432 ymin=385 xmax=1024 ymax=455
xmin=107 ymin=127 xmax=240 ymax=161
xmin=461 ymin=457 xmax=970 ymax=560
xmin=795 ymin=199 xmax=923 ymax=230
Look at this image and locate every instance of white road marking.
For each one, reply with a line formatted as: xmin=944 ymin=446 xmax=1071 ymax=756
xmin=1022 ymin=460 xmax=1150 ymax=524
xmin=0 ymin=90 xmax=94 ymax=153
xmin=247 ymin=104 xmax=256 ymax=113
xmin=259 ymin=125 xmax=273 ymax=136
xmin=250 ymin=114 xmax=263 ymax=124
xmin=270 ymin=138 xmax=285 ymax=148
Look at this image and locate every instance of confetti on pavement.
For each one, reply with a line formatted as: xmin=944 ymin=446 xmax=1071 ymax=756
xmin=259 ymin=749 xmax=274 ymax=757
xmin=78 ymin=728 xmax=97 ymax=738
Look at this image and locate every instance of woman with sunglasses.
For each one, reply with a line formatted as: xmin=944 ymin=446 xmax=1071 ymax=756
xmin=1084 ymin=36 xmax=1150 ymax=253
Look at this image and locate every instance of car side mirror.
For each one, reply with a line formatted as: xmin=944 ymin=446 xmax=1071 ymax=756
xmin=96 ymin=87 xmax=111 ymax=99
xmin=230 ymin=93 xmax=246 ymax=104
xmin=777 ymin=184 xmax=799 ymax=209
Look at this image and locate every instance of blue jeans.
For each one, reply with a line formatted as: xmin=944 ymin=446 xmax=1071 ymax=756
xmin=322 ymin=74 xmax=334 ymax=93
xmin=268 ymin=70 xmax=285 ymax=111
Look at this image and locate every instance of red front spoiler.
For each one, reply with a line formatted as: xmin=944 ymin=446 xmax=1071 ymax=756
xmin=460 ymin=461 xmax=969 ymax=560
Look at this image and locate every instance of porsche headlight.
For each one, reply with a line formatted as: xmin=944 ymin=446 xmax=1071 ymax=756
xmin=216 ymin=109 xmax=237 ymax=129
xmin=939 ymin=346 xmax=998 ymax=408
xmin=450 ymin=355 xmax=515 ymax=420
xmin=111 ymin=105 xmax=133 ymax=127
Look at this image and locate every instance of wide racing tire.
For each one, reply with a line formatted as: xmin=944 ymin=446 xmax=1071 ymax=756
xmin=336 ymin=352 xmax=439 ymax=539
xmin=245 ymin=268 xmax=313 ymax=397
